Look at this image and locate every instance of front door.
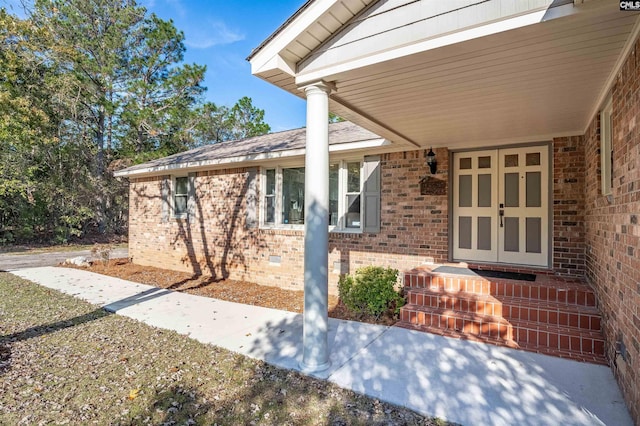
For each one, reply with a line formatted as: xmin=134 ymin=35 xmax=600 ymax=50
xmin=452 ymin=146 xmax=549 ymax=267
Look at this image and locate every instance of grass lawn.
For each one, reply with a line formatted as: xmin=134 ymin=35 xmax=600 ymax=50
xmin=0 ymin=273 xmax=445 ymax=425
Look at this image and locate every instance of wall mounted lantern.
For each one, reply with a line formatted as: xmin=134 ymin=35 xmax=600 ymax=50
xmin=426 ymin=147 xmax=437 ymax=174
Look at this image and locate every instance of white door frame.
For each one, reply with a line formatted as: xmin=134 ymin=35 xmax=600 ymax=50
xmin=450 ymin=143 xmax=552 ymax=268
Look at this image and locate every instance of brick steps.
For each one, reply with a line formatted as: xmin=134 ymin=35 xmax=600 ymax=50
xmin=401 ymin=304 xmax=513 ymax=340
xmin=396 ymin=321 xmax=606 ymax=365
xmin=397 ymin=266 xmax=607 ymax=364
xmin=407 ymin=288 xmax=602 ymax=331
xmin=405 ymin=270 xmax=596 ymax=306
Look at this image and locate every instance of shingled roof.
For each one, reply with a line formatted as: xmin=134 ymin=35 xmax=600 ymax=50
xmin=114 ymin=121 xmax=384 ymax=177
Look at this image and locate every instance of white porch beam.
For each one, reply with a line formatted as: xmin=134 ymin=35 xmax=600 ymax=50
xmin=300 ymin=81 xmax=334 ymax=372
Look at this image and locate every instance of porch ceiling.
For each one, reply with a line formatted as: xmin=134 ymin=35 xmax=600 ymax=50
xmin=253 ymin=1 xmax=640 ymax=149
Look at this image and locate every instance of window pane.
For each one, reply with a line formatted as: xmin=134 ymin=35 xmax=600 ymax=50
xmin=282 ymin=167 xmax=305 ymax=224
xmin=266 ymin=169 xmax=275 ymax=195
xmin=345 ymin=194 xmax=361 ymax=228
xmin=264 ymin=169 xmax=276 ymax=224
xmin=526 ymin=152 xmax=540 ymax=166
xmin=175 ymin=177 xmax=188 ymax=195
xmin=504 ymin=217 xmax=519 ymax=252
xmin=347 ymin=162 xmax=360 ymax=193
xmin=175 ymin=195 xmax=187 ymax=215
xmin=504 ymin=154 xmax=518 ymax=167
xmin=478 ymin=174 xmax=492 ymax=207
xmin=458 ymin=216 xmax=472 ymax=249
xmin=526 ymin=172 xmax=541 ymax=207
xmin=478 ymin=156 xmax=491 ymax=168
xmin=459 ymin=157 xmax=472 ymax=169
xmin=329 ymin=164 xmax=339 ymax=226
xmin=265 ymin=196 xmax=275 ymax=223
xmin=504 ymin=173 xmax=519 ymax=207
xmin=458 ymin=175 xmax=472 ymax=207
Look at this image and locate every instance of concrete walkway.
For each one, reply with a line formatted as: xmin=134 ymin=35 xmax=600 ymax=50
xmin=0 ymin=247 xmax=129 ymax=271
xmin=10 ymin=267 xmax=632 ymax=426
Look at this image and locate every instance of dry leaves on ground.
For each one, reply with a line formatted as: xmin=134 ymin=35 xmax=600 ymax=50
xmin=0 ymin=273 xmax=447 ymax=425
xmin=65 ymin=259 xmax=399 ymax=326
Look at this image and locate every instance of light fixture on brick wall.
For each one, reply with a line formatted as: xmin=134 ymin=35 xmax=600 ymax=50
xmin=426 ymin=148 xmax=437 ymax=174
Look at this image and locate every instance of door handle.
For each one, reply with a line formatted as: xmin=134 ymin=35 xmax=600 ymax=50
xmin=499 ymin=203 xmax=504 ymax=227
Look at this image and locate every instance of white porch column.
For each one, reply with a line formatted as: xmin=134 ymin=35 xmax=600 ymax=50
xmin=300 ymin=81 xmax=333 ymax=372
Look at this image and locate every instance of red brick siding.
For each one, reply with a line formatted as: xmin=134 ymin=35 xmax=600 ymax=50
xmin=129 ymin=149 xmax=449 ymax=294
xmin=552 ymin=136 xmax=586 ymax=276
xmin=583 ymin=38 xmax=640 ymax=423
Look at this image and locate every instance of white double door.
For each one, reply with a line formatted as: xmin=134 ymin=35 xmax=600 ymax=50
xmin=453 ymin=146 xmax=549 ymax=267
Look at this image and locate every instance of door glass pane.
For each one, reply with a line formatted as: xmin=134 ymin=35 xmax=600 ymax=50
xmin=504 ymin=173 xmax=519 ymax=207
xmin=526 ymin=152 xmax=541 ymax=166
xmin=329 ymin=164 xmax=339 ymax=226
xmin=459 ymin=175 xmax=472 ymax=207
xmin=345 ymin=194 xmax=361 ymax=228
xmin=478 ymin=156 xmax=491 ymax=168
xmin=459 ymin=216 xmax=472 ymax=249
xmin=347 ymin=162 xmax=360 ymax=192
xmin=504 ymin=217 xmax=519 ymax=252
xmin=478 ymin=174 xmax=492 ymax=207
xmin=477 ymin=217 xmax=491 ymax=250
xmin=459 ymin=157 xmax=472 ymax=169
xmin=526 ymin=217 xmax=542 ymax=253
xmin=526 ymin=172 xmax=541 ymax=207
xmin=504 ymin=154 xmax=518 ymax=167
xmin=282 ymin=167 xmax=305 ymax=224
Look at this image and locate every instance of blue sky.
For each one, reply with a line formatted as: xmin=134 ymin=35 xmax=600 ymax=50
xmin=142 ymin=0 xmax=308 ymax=132
xmin=2 ymin=0 xmax=308 ymax=132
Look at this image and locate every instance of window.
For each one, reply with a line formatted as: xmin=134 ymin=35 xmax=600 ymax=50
xmin=282 ymin=167 xmax=305 ymax=224
xmin=174 ymin=176 xmax=188 ymax=216
xmin=345 ymin=162 xmax=362 ymax=228
xmin=264 ymin=169 xmax=276 ymax=224
xmin=601 ymin=98 xmax=613 ymax=196
xmin=262 ymin=160 xmax=366 ymax=231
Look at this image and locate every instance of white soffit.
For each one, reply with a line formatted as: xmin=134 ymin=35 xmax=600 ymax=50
xmin=250 ymin=0 xmax=640 ymax=148
xmin=296 ymin=0 xmax=565 ymax=82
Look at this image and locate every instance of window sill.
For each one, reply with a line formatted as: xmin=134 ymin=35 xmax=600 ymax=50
xmin=258 ymin=225 xmax=364 ymax=235
xmin=329 ymin=227 xmax=363 ymax=234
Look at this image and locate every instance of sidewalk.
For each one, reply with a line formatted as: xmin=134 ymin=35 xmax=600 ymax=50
xmin=11 ymin=267 xmax=633 ymax=426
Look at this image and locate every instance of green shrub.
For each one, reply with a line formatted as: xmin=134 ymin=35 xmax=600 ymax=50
xmin=338 ymin=266 xmax=405 ymax=319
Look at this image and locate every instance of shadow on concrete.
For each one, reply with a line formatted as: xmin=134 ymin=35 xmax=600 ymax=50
xmin=241 ymin=313 xmax=629 ymax=426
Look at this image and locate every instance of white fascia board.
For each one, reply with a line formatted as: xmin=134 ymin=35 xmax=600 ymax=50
xmin=114 ymin=138 xmax=391 ymax=178
xmin=249 ymin=0 xmax=338 ymax=76
xmin=585 ymin=14 xmax=640 ymax=133
xmin=295 ymin=4 xmax=576 ymax=86
xmin=252 ymin=52 xmax=297 ymax=76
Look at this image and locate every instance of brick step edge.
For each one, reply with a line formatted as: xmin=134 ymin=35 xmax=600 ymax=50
xmin=395 ymin=322 xmax=607 ymax=365
xmin=403 ymin=273 xmax=596 ymax=306
xmin=508 ymin=317 xmax=605 ymax=356
xmin=400 ymin=304 xmax=513 ymax=340
xmin=405 ymin=288 xmax=602 ymax=331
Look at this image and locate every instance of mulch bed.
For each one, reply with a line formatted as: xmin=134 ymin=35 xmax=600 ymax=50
xmin=64 ymin=259 xmax=399 ymax=326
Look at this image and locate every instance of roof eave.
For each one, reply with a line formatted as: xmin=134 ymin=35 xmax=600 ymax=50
xmin=114 ymin=137 xmax=392 ymax=178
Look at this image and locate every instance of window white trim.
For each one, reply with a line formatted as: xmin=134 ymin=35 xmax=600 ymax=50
xmin=601 ymin=98 xmax=613 ymax=196
xmin=260 ymin=160 xmax=364 ymax=232
xmin=172 ymin=175 xmax=189 ymax=219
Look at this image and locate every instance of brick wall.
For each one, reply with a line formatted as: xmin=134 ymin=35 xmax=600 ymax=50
xmin=583 ymin=38 xmax=640 ymax=423
xmin=552 ymin=136 xmax=586 ymax=276
xmin=129 ymin=149 xmax=449 ymax=294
